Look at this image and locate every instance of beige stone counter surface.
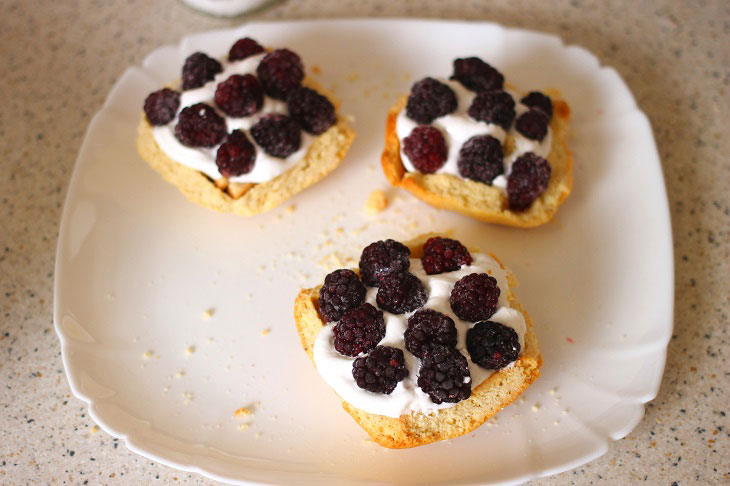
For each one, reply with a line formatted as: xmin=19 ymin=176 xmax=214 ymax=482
xmin=0 ymin=1 xmax=727 ymax=484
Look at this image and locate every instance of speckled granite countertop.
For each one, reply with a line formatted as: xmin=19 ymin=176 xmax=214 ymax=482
xmin=1 ymin=0 xmax=728 ymax=484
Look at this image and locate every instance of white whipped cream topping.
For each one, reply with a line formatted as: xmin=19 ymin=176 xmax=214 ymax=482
xmin=152 ymin=52 xmax=316 ymax=184
xmin=313 ymin=253 xmax=527 ymax=418
xmin=395 ymin=79 xmax=552 ymax=191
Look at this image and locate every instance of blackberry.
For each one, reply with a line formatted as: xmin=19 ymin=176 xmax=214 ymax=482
xmin=256 ymin=48 xmax=304 ymax=100
xmin=250 ymin=114 xmax=301 ymax=158
xmin=515 ymin=109 xmax=549 ymax=141
xmin=507 ymin=152 xmax=551 ymax=211
xmin=417 ymin=345 xmax=471 ymax=404
xmin=228 ymin=37 xmax=265 ymax=62
xmin=358 ymin=239 xmax=410 ymax=287
xmin=318 ymin=269 xmax=366 ymax=323
xmin=466 ymin=321 xmax=520 ymax=369
xmin=332 ymin=303 xmax=385 ymax=357
xmin=405 ymin=77 xmax=457 ymax=124
xmin=287 ymin=86 xmax=335 ymax=135
xmin=403 ymin=125 xmax=447 ymax=174
xmin=143 ymin=88 xmax=180 ymax=126
xmin=174 ymin=103 xmax=227 ymax=147
xmin=421 ymin=237 xmax=473 ymax=275
xmin=520 ymin=91 xmax=553 ymax=120
xmin=376 ymin=272 xmax=428 ymax=315
xmin=467 ymin=90 xmax=516 ymax=130
xmin=182 ymin=52 xmax=223 ymax=90
xmin=214 ymin=74 xmax=264 ymax=117
xmin=457 ymin=134 xmax=504 ymax=184
xmin=449 ymin=273 xmax=500 ymax=322
xmin=404 ymin=309 xmax=457 ymax=358
xmin=450 ymin=57 xmax=504 ymax=93
xmin=352 ymin=345 xmax=408 ymax=394
xmin=215 ymin=130 xmax=256 ymax=177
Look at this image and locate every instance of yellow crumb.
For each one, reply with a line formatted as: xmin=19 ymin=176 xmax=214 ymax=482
xmin=174 ymin=370 xmax=185 ymax=379
xmin=238 ymin=424 xmax=249 ymax=431
xmin=311 ymin=65 xmax=321 ymax=75
xmin=142 ymin=350 xmax=154 ymax=360
xmin=346 ymin=72 xmax=359 ymax=82
xmin=365 ymin=190 xmax=388 ymax=215
xmin=234 ymin=407 xmax=252 ymax=417
xmin=201 ymin=308 xmax=214 ymax=320
xmin=531 ymin=403 xmax=541 ymax=412
xmin=285 ymin=204 xmax=296 ymax=214
xmin=90 ymin=425 xmax=99 ymax=434
xmin=185 ymin=346 xmax=196 ymax=356
xmin=261 ymin=328 xmax=270 ymax=336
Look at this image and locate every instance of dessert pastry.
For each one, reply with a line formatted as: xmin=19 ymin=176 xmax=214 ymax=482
xmin=294 ymin=234 xmax=541 ymax=448
xmin=136 ymin=37 xmax=355 ymax=215
xmin=381 ymin=57 xmax=572 ymax=227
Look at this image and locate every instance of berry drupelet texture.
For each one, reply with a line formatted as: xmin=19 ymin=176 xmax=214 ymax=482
xmin=287 ymin=86 xmax=336 ymax=135
xmin=174 ymin=103 xmax=227 ymax=148
xmin=182 ymin=52 xmax=223 ymax=90
xmin=143 ymin=88 xmax=180 ymax=126
xmin=507 ymin=152 xmax=551 ymax=211
xmin=358 ymin=239 xmax=411 ymax=287
xmin=250 ymin=114 xmax=301 ymax=158
xmin=256 ymin=48 xmax=304 ymax=100
xmin=417 ymin=345 xmax=472 ymax=404
xmin=405 ymin=77 xmax=458 ymax=124
xmin=215 ymin=130 xmax=256 ymax=177
xmin=450 ymin=57 xmax=504 ymax=93
xmin=376 ymin=272 xmax=428 ymax=315
xmin=318 ymin=269 xmax=366 ymax=323
xmin=450 ymin=273 xmax=500 ymax=322
xmin=520 ymin=91 xmax=553 ymax=120
xmin=332 ymin=303 xmax=386 ymax=357
xmin=214 ymin=74 xmax=264 ymax=118
xmin=403 ymin=125 xmax=448 ymax=174
xmin=352 ymin=345 xmax=409 ymax=394
xmin=467 ymin=90 xmax=516 ymax=130
xmin=404 ymin=309 xmax=457 ymax=358
xmin=515 ymin=109 xmax=549 ymax=141
xmin=228 ymin=37 xmax=265 ymax=62
xmin=466 ymin=321 xmax=521 ymax=369
xmin=421 ymin=237 xmax=473 ymax=275
xmin=457 ymin=134 xmax=504 ymax=185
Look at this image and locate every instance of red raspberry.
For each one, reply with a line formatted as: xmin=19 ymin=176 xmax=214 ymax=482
xmin=215 ymin=130 xmax=256 ymax=178
xmin=449 ymin=273 xmax=500 ymax=322
xmin=228 ymin=37 xmax=264 ymax=62
xmin=421 ymin=237 xmax=473 ymax=275
xmin=214 ymin=74 xmax=264 ymax=118
xmin=403 ymin=125 xmax=447 ymax=174
xmin=507 ymin=152 xmax=551 ymax=211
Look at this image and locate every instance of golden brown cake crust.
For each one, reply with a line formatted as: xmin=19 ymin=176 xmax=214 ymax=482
xmin=293 ymin=234 xmax=542 ymax=448
xmin=381 ymin=91 xmax=573 ymax=227
xmin=135 ymin=78 xmax=355 ymax=216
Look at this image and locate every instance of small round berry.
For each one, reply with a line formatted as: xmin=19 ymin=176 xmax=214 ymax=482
xmin=376 ymin=272 xmax=428 ymax=315
xmin=214 ymin=74 xmax=264 ymax=117
xmin=421 ymin=237 xmax=473 ymax=275
xmin=449 ymin=273 xmax=500 ymax=322
xmin=520 ymin=91 xmax=553 ymax=120
xmin=403 ymin=125 xmax=448 ymax=174
xmin=468 ymin=90 xmax=516 ymax=129
xmin=457 ymin=134 xmax=504 ymax=184
xmin=228 ymin=37 xmax=265 ymax=62
xmin=417 ymin=345 xmax=472 ymax=404
xmin=182 ymin=52 xmax=223 ymax=90
xmin=256 ymin=48 xmax=304 ymax=100
xmin=358 ymin=239 xmax=411 ymax=287
xmin=332 ymin=303 xmax=386 ymax=357
xmin=216 ymin=130 xmax=256 ymax=177
xmin=466 ymin=321 xmax=520 ymax=369
xmin=507 ymin=152 xmax=551 ymax=211
xmin=250 ymin=114 xmax=301 ymax=158
xmin=174 ymin=103 xmax=227 ymax=147
xmin=515 ymin=109 xmax=549 ymax=141
xmin=404 ymin=309 xmax=457 ymax=358
xmin=450 ymin=57 xmax=504 ymax=92
xmin=143 ymin=88 xmax=180 ymax=126
xmin=405 ymin=77 xmax=457 ymax=124
xmin=318 ymin=269 xmax=366 ymax=323
xmin=352 ymin=345 xmax=408 ymax=394
xmin=287 ymin=86 xmax=336 ymax=135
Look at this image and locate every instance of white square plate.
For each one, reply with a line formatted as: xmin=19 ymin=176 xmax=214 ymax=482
xmin=54 ymin=19 xmax=673 ymax=485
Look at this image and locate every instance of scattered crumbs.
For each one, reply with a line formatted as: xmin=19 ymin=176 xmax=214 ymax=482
xmin=245 ymin=293 xmax=253 ymax=301
xmin=656 ymin=418 xmax=663 ymax=424
xmin=163 ymin=386 xmax=170 ymax=393
xmin=261 ymin=328 xmax=270 ymax=336
xmin=334 ymin=227 xmax=344 ymax=236
xmin=234 ymin=407 xmax=252 ymax=417
xmin=346 ymin=72 xmax=359 ymax=82
xmin=362 ymin=438 xmax=375 ymax=446
xmin=257 ymin=264 xmax=266 ymax=274
xmin=553 ymin=420 xmax=560 ymax=426
xmin=201 ymin=308 xmax=215 ymax=320
xmin=285 ymin=204 xmax=296 ymax=214
xmin=185 ymin=345 xmax=196 ymax=356
xmin=182 ymin=391 xmax=194 ymax=405
xmin=255 ymin=431 xmax=262 ymax=439
xmin=238 ymin=424 xmax=249 ymax=431
xmin=518 ymin=397 xmax=526 ymax=404
xmin=174 ymin=370 xmax=185 ymax=379
xmin=563 ymin=408 xmax=570 ymax=415
xmin=90 ymin=425 xmax=99 ymax=434
xmin=350 ymin=223 xmax=369 ymax=237
xmin=270 ymin=415 xmax=278 ymax=421
xmin=206 ymin=337 xmax=214 ymax=344
xmin=549 ymin=388 xmax=557 ymax=395
xmin=531 ymin=403 xmax=541 ymax=412
xmin=311 ymin=65 xmax=321 ymax=75
xmin=142 ymin=350 xmax=154 ymax=360
xmin=365 ymin=189 xmax=388 ymax=215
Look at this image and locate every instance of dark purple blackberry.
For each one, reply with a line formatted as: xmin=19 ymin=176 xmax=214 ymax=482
xmin=450 ymin=57 xmax=504 ymax=93
xmin=332 ymin=303 xmax=385 ymax=357
xmin=352 ymin=345 xmax=408 ymax=394
xmin=515 ymin=109 xmax=549 ymax=141
xmin=507 ymin=152 xmax=551 ymax=211
xmin=467 ymin=90 xmax=516 ymax=130
xmin=287 ymin=86 xmax=335 ymax=135
xmin=405 ymin=77 xmax=457 ymax=124
xmin=404 ymin=309 xmax=457 ymax=358
xmin=457 ymin=134 xmax=504 ymax=184
xmin=214 ymin=74 xmax=264 ymax=117
xmin=318 ymin=269 xmax=366 ymax=323
xmin=174 ymin=103 xmax=227 ymax=147
xmin=228 ymin=37 xmax=265 ymax=62
xmin=256 ymin=48 xmax=304 ymax=100
xmin=417 ymin=345 xmax=471 ymax=404
xmin=520 ymin=91 xmax=553 ymax=120
xmin=449 ymin=273 xmax=500 ymax=322
xmin=466 ymin=321 xmax=520 ymax=369
xmin=250 ymin=114 xmax=301 ymax=158
xmin=403 ymin=125 xmax=448 ymax=174
xmin=182 ymin=52 xmax=223 ymax=90
xmin=358 ymin=239 xmax=411 ymax=287
xmin=143 ymin=88 xmax=180 ymax=126
xmin=421 ymin=237 xmax=473 ymax=275
xmin=215 ymin=130 xmax=256 ymax=177
xmin=376 ymin=272 xmax=428 ymax=315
